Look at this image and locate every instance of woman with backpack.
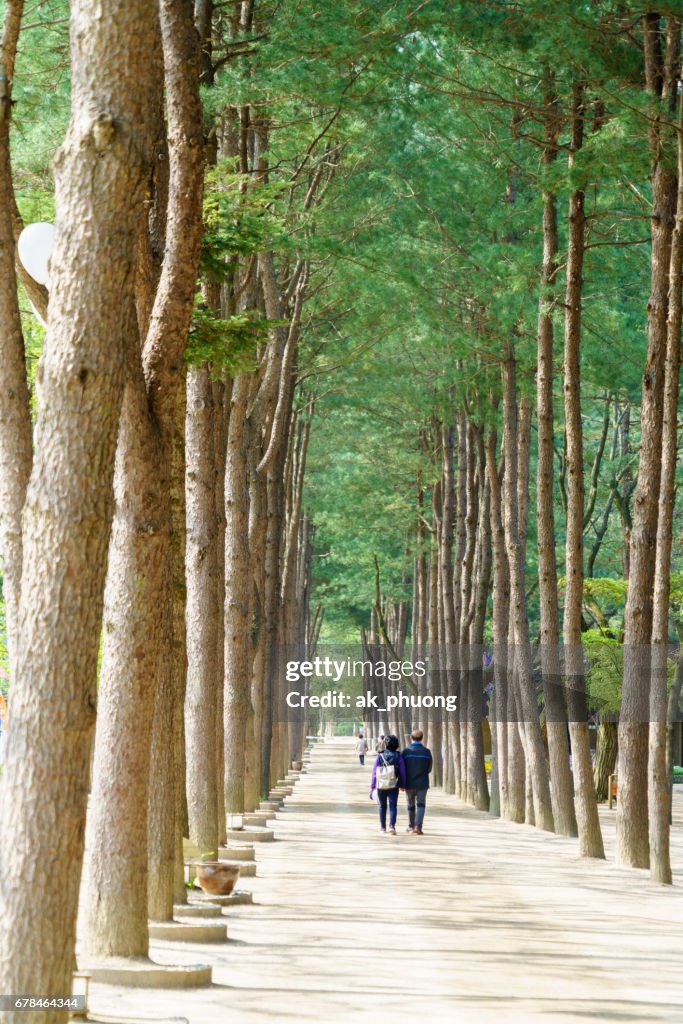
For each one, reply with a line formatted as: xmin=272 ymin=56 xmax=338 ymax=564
xmin=369 ymin=734 xmax=407 ymax=835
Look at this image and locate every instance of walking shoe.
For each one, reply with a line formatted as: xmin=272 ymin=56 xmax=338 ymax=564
xmin=379 ymin=827 xmax=386 ymax=833
xmin=406 ymin=826 xmax=414 ymax=832
xmin=389 ymin=827 xmax=397 ymax=835
xmin=413 ymin=827 xmax=424 ymax=835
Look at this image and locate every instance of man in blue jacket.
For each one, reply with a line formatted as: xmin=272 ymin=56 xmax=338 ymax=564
xmin=402 ymin=729 xmax=433 ymax=835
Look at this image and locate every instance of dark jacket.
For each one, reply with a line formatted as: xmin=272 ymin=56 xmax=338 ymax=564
xmin=402 ymin=741 xmax=433 ymax=791
xmin=370 ymin=749 xmax=407 ymax=792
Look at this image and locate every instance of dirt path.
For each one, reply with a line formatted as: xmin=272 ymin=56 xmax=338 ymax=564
xmin=89 ymin=738 xmax=683 ymax=1024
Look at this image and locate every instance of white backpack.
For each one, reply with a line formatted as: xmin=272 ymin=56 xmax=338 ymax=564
xmin=376 ymin=752 xmax=397 ymax=790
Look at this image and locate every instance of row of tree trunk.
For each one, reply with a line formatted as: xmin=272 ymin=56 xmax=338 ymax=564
xmin=0 ymin=1 xmax=321 ymax=1019
xmin=362 ymin=14 xmax=683 ymax=887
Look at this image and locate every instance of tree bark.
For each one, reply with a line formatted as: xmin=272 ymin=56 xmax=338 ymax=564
xmin=440 ymin=423 xmax=458 ymax=795
xmin=458 ymin=417 xmax=477 ymax=802
xmin=147 ymin=539 xmax=177 ymax=921
xmin=618 ymin=16 xmax=678 ymax=869
xmin=0 ymin=0 xmax=32 ymax=674
xmin=467 ymin=427 xmax=491 ymax=811
xmin=427 ymin=498 xmax=443 ymax=786
xmin=485 ymin=425 xmax=509 ymax=818
xmin=223 ymin=374 xmax=252 ymax=818
xmin=0 ymin=0 xmax=158 ymax=1013
xmin=502 ymin=350 xmax=554 ymax=831
xmin=170 ymin=381 xmax=188 ymax=904
xmin=535 ymin=70 xmax=577 ymax=838
xmin=185 ymin=365 xmax=220 ymax=855
xmin=563 ymin=82 xmax=605 ymax=859
xmin=245 ymin=461 xmax=267 ymax=808
xmin=648 ymin=73 xmax=683 ymax=885
xmin=213 ymin=377 xmax=228 ymax=843
xmin=593 ymin=721 xmax=618 ymax=801
xmin=82 ymin=0 xmax=204 ymax=958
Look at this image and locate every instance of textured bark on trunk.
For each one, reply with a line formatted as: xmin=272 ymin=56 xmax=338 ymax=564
xmin=185 ymin=365 xmax=220 ymax=854
xmin=593 ymin=721 xmax=618 ymax=801
xmin=246 ymin=463 xmax=267 ymax=808
xmin=428 ymin=505 xmax=443 ymax=786
xmin=170 ymin=382 xmax=188 ymax=904
xmin=485 ymin=426 xmax=508 ymax=817
xmin=502 ymin=352 xmax=554 ymax=831
xmin=440 ymin=424 xmax=458 ymax=795
xmin=0 ymin=0 xmax=32 ymax=673
xmin=459 ymin=418 xmax=477 ymax=802
xmin=213 ymin=378 xmax=228 ymax=844
xmin=517 ymin=393 xmax=536 ymax=828
xmin=82 ymin=0 xmax=204 ymax=958
xmin=467 ymin=427 xmax=491 ymax=810
xmin=260 ymin=380 xmax=296 ymax=792
xmin=618 ymin=17 xmax=678 ymax=869
xmin=83 ymin=378 xmax=167 ymax=958
xmin=535 ymin=71 xmax=577 ymax=838
xmin=648 ymin=75 xmax=683 ymax=884
xmin=223 ymin=375 xmax=252 ymax=817
xmin=262 ymin=457 xmax=284 ymax=790
xmin=414 ymin=473 xmax=430 ymax=743
xmin=147 ymin=544 xmax=177 ymax=920
xmin=563 ymin=84 xmax=605 ymax=860
xmin=0 ymin=0 xmax=158 ymax=1012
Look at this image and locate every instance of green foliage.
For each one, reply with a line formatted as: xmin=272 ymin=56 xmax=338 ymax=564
xmin=7 ymin=0 xmax=683 ymax=658
xmin=583 ymin=629 xmax=680 ymax=716
xmin=200 ymin=168 xmax=290 ymax=281
xmin=583 ymin=631 xmax=624 ymax=715
xmin=186 ymin=301 xmax=281 ymax=375
xmin=289 ymin=1 xmax=676 ymax=638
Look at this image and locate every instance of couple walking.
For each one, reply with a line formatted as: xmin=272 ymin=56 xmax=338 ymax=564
xmin=370 ymin=729 xmax=433 ymax=835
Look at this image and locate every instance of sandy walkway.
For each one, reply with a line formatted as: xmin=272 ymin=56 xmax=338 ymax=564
xmin=88 ymin=738 xmax=683 ymax=1024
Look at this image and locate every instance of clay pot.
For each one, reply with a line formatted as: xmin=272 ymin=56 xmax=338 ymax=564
xmin=193 ymin=862 xmax=240 ymax=896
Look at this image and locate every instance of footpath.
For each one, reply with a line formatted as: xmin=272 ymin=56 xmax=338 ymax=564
xmin=89 ymin=738 xmax=683 ymax=1024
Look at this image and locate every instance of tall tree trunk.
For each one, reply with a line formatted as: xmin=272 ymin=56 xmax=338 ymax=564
xmin=82 ymin=0 xmax=204 ymax=957
xmin=428 ymin=503 xmax=443 ymax=786
xmin=648 ymin=76 xmax=683 ymax=884
xmin=185 ymin=365 xmax=219 ymax=855
xmin=563 ymin=82 xmax=605 ymax=859
xmin=261 ymin=462 xmax=283 ymax=793
xmin=485 ymin=425 xmax=509 ymax=817
xmin=147 ymin=542 xmax=177 ymax=920
xmin=170 ymin=382 xmax=188 ymax=904
xmin=0 ymin=0 xmax=158 ymax=1012
xmin=0 ymin=0 xmax=32 ymax=674
xmin=246 ymin=464 xmax=267 ymax=808
xmin=535 ymin=69 xmax=577 ymax=838
xmin=593 ymin=721 xmax=618 ymax=801
xmin=223 ymin=375 xmax=252 ymax=818
xmin=213 ymin=378 xmax=228 ymax=844
xmin=458 ymin=417 xmax=477 ymax=802
xmin=467 ymin=428 xmax=491 ymax=811
xmin=618 ymin=16 xmax=679 ymax=869
xmin=516 ymin=393 xmax=538 ymax=828
xmin=440 ymin=424 xmax=458 ymax=794
xmin=502 ymin=351 xmax=554 ymax=831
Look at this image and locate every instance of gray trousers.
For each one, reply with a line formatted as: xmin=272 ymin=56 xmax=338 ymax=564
xmin=405 ymin=788 xmax=428 ymax=829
